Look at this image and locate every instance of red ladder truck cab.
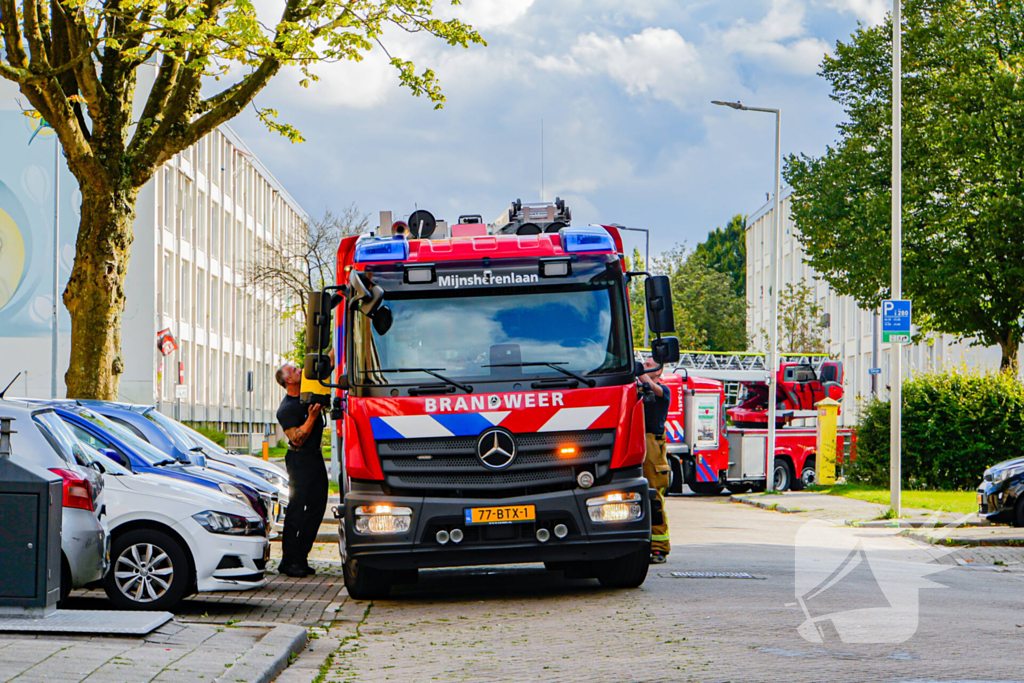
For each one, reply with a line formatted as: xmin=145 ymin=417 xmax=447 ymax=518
xmin=663 ymin=353 xmax=855 ymax=495
xmin=303 ymin=202 xmax=682 ymax=599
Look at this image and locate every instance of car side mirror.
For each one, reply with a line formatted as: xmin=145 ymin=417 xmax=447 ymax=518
xmin=644 ymin=275 xmax=676 ymax=334
xmin=650 ymin=336 xmax=680 ymax=365
xmin=101 ymin=448 xmax=130 ymax=469
xmin=87 ymin=459 xmax=106 ymax=474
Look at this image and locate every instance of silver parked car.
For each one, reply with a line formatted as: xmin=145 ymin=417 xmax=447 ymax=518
xmin=1 ymin=399 xmax=109 ymax=602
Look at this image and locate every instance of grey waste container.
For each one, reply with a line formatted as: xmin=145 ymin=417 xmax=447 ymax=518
xmin=0 ymin=415 xmax=62 ymax=616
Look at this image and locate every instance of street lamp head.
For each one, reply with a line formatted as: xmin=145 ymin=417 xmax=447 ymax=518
xmin=712 ymin=100 xmax=746 ymax=110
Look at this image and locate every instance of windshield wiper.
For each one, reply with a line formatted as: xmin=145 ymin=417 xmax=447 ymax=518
xmin=376 ymin=368 xmax=473 ymax=394
xmin=484 ymin=362 xmax=596 ymax=388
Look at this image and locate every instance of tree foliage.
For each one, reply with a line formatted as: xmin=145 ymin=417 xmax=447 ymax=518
xmin=851 ymin=368 xmax=1024 ymax=490
xmin=784 ymin=0 xmax=1024 ymax=369
xmin=693 ymin=214 xmax=746 ymax=299
xmin=777 ymin=279 xmax=826 ymax=353
xmin=0 ymin=0 xmax=483 ymax=398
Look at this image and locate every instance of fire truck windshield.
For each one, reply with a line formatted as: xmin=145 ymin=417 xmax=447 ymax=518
xmin=352 ymin=284 xmax=631 ymax=386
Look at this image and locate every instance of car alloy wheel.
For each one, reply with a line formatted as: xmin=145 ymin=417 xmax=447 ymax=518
xmin=104 ymin=529 xmax=190 ymax=611
xmin=114 ymin=542 xmax=174 ymax=603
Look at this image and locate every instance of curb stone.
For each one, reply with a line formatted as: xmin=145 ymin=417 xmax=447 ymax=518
xmin=214 ymin=623 xmax=308 ymax=683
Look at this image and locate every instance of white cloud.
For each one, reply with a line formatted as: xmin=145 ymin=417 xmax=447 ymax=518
xmin=721 ymin=0 xmax=831 ymax=75
xmin=438 ymin=0 xmax=536 ymax=31
xmin=540 ymin=28 xmax=705 ymax=108
xmin=822 ymin=0 xmax=889 ymax=25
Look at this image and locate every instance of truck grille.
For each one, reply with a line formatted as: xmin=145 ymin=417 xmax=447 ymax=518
xmin=376 ymin=429 xmax=615 ymax=496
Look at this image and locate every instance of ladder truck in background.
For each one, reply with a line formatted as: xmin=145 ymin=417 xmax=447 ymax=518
xmin=656 ymin=352 xmax=855 ymax=495
xmin=302 ymin=199 xmax=683 ymax=599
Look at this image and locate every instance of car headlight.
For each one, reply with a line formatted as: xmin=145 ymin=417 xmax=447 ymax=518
xmin=250 ymin=467 xmax=289 ymax=490
xmin=586 ymin=492 xmax=643 ymax=523
xmin=993 ymin=465 xmax=1024 ymax=484
xmin=218 ymin=483 xmax=254 ymax=510
xmin=192 ymin=510 xmax=264 ymax=536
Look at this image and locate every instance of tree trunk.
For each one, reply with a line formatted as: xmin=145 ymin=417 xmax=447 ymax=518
xmin=998 ymin=333 xmax=1019 ymax=373
xmin=62 ymin=184 xmax=137 ymax=399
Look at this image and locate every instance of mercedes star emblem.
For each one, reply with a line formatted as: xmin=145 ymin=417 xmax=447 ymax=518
xmin=477 ymin=428 xmax=517 ymax=470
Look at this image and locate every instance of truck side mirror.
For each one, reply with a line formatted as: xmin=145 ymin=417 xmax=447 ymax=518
xmin=650 ymin=336 xmax=680 ymax=365
xmin=303 ymin=353 xmax=334 ymax=382
xmin=305 ymin=291 xmax=332 ymax=353
xmin=644 ymin=275 xmax=675 ymax=334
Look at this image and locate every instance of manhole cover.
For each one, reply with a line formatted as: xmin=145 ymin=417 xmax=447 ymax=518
xmin=669 ymin=571 xmax=760 ymax=579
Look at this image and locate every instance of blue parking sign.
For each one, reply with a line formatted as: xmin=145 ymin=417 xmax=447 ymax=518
xmin=882 ymin=300 xmax=912 ymax=343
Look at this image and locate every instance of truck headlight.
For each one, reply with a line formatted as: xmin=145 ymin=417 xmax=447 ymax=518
xmin=354 ymin=505 xmax=412 ymax=534
xmin=587 ymin=492 xmax=643 ymax=523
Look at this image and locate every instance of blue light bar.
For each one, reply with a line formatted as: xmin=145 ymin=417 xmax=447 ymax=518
xmin=354 ymin=237 xmax=410 ymax=263
xmin=559 ymin=227 xmax=615 ymax=254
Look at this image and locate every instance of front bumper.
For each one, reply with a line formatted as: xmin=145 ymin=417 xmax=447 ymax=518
xmin=338 ymin=470 xmax=651 ymax=571
xmin=185 ymin=520 xmax=270 ymax=592
xmin=977 ymin=481 xmax=1020 ymax=523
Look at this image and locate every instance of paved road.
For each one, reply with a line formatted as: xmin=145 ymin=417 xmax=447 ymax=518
xmin=318 ymin=497 xmax=1024 ymax=683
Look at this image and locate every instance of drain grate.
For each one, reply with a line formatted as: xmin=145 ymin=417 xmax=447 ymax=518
xmin=669 ymin=571 xmax=760 ymax=579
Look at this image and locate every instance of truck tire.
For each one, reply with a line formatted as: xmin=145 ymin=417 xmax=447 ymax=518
xmin=595 ymin=546 xmax=650 ymax=588
xmin=689 ymin=482 xmax=725 ymax=496
xmin=343 ymin=558 xmax=394 ymax=600
xmin=792 ymin=458 xmax=816 ymax=491
xmin=1013 ymin=497 xmax=1024 ymax=529
xmin=725 ymin=484 xmax=752 ymax=494
xmin=668 ymin=456 xmax=684 ymax=495
xmin=772 ymin=460 xmax=793 ymax=492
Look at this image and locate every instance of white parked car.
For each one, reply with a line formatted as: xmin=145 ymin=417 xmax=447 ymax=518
xmin=51 ymin=417 xmax=270 ymax=611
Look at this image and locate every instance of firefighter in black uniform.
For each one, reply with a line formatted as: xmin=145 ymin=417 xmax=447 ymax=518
xmin=274 ymin=359 xmax=330 ymax=578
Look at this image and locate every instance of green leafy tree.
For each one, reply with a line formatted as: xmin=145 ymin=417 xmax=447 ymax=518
xmin=0 ymin=0 xmax=483 ymax=399
xmin=785 ymin=0 xmax=1024 ymax=369
xmin=694 ymin=214 xmax=746 ymax=299
xmin=623 ymin=248 xmax=647 ymax=349
xmin=777 ymin=279 xmax=826 ymax=353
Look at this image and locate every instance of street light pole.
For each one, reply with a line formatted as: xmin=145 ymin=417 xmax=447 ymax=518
xmin=890 ymin=0 xmax=903 ymax=516
xmin=712 ymin=99 xmax=782 ymax=492
xmin=615 ymin=225 xmax=651 ymax=348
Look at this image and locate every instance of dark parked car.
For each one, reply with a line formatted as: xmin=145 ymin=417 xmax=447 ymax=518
xmin=977 ymin=457 xmax=1024 ymax=526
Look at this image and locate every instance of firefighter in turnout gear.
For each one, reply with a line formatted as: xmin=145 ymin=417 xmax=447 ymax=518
xmin=640 ymin=356 xmax=671 ymax=564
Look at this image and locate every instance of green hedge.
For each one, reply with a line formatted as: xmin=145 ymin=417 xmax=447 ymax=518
xmin=850 ymin=368 xmax=1024 ymax=490
xmin=187 ymin=423 xmax=227 ymax=446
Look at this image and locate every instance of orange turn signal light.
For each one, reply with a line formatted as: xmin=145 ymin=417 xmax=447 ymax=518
xmin=559 ymin=446 xmax=576 ymax=457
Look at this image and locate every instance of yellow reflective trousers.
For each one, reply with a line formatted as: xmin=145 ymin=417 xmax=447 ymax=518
xmin=643 ymin=432 xmax=670 ymax=555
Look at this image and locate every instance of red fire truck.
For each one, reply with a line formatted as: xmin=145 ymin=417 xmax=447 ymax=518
xmin=303 ymin=202 xmax=682 ymax=598
xmin=662 ymin=353 xmax=855 ymax=495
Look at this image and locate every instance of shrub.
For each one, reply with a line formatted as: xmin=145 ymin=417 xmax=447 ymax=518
xmin=189 ymin=423 xmax=227 ymax=446
xmin=849 ymin=368 xmax=1024 ymax=490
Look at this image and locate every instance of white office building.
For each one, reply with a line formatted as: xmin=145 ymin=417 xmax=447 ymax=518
xmin=0 ymin=106 xmax=306 ymax=435
xmin=745 ymin=189 xmax=1002 ymax=425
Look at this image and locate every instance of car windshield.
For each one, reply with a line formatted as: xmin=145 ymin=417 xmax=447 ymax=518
xmin=32 ymin=410 xmax=83 ymax=466
xmin=143 ymin=408 xmax=227 ymax=455
xmin=73 ymin=409 xmax=177 ymax=466
xmin=352 ymin=284 xmax=631 ymax=385
xmin=67 ymin=430 xmax=133 ymax=476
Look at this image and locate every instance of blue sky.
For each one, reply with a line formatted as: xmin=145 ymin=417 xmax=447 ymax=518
xmin=230 ymin=0 xmax=888 ymax=255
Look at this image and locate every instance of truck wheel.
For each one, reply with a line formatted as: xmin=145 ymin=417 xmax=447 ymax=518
xmin=668 ymin=456 xmax=684 ymax=495
xmin=726 ymin=484 xmax=752 ymax=494
xmin=772 ymin=461 xmax=793 ymax=492
xmin=595 ymin=546 xmax=650 ymax=589
xmin=690 ymin=482 xmax=725 ymax=496
xmin=343 ymin=558 xmax=394 ymax=600
xmin=104 ymin=529 xmax=191 ymax=611
xmin=792 ymin=459 xmax=815 ymax=491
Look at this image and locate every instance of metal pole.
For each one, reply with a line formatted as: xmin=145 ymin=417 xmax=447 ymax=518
xmin=872 ymin=308 xmax=880 ymax=396
xmin=890 ymin=0 xmax=903 ymax=516
xmin=51 ymin=139 xmax=60 ymax=398
xmin=766 ymin=110 xmax=781 ymax=492
xmin=643 ymin=229 xmax=650 ymax=348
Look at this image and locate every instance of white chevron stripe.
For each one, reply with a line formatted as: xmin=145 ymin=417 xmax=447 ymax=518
xmin=480 ymin=411 xmax=511 ymax=425
xmin=537 ymin=406 xmax=608 ymax=433
xmin=379 ymin=415 xmax=453 ymax=438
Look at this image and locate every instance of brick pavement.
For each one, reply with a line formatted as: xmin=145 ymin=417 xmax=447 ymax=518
xmin=315 ymin=498 xmax=1024 ymax=683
